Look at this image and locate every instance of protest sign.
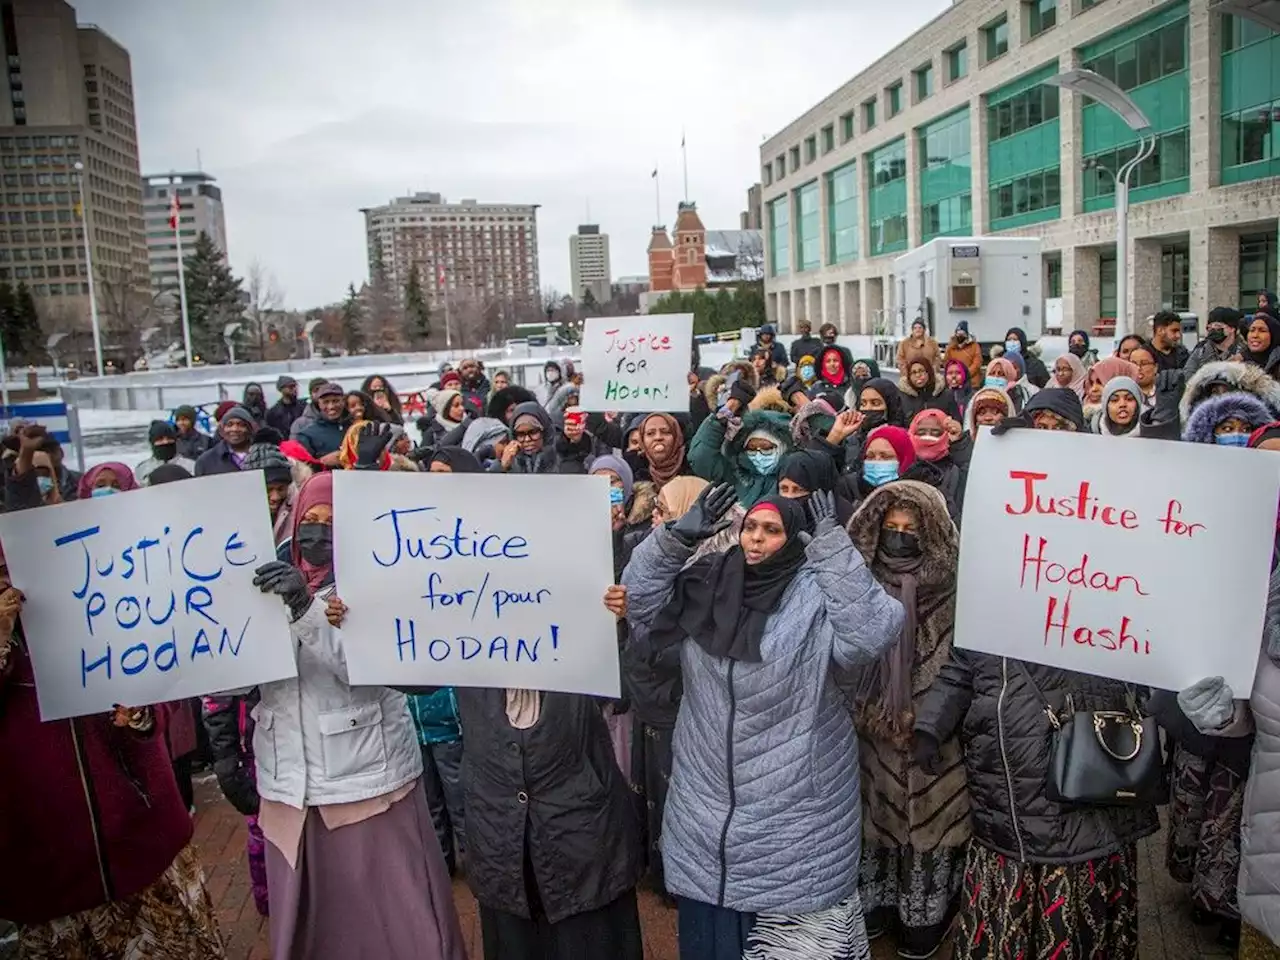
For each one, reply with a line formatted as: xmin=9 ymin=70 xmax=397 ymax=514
xmin=0 ymin=471 xmax=297 ymax=720
xmin=954 ymin=431 xmax=1278 ymax=693
xmin=333 ymin=472 xmax=620 ymax=697
xmin=579 ymin=313 xmax=694 ymax=412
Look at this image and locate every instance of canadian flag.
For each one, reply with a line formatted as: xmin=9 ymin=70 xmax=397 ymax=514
xmin=437 ymin=264 xmax=446 ymax=289
xmin=168 ymin=191 xmax=180 ymax=230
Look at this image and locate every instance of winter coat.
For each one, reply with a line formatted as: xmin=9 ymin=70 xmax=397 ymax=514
xmin=896 ymin=335 xmax=939 ymax=374
xmin=135 ymin=454 xmax=197 ymax=485
xmin=407 ymin=688 xmax=462 ymax=745
xmin=1151 ymin=341 xmax=1190 ymax=375
xmin=790 ymin=333 xmax=824 ymax=367
xmin=914 ymin=652 xmax=1159 ymax=863
xmin=0 ymin=640 xmax=193 ymax=925
xmin=1179 ymin=360 xmax=1280 ymax=427
xmin=944 ymin=336 xmax=983 ymax=384
xmin=897 ymin=379 xmax=962 ymax=424
xmin=58 ymin=465 xmax=81 ymax=502
xmin=266 ymin=398 xmax=307 ymax=438
xmin=193 ymin=440 xmax=242 ymax=476
xmin=288 ymin=402 xmax=320 ymax=440
xmin=295 ymin=416 xmax=347 ymax=459
xmin=688 ymin=403 xmax=793 ymax=508
xmin=455 ymin=688 xmax=642 ymax=923
xmin=202 ymin=692 xmax=260 ymax=816
xmin=175 ymin=428 xmax=212 ymax=461
xmin=253 ymin=597 xmax=423 ymax=808
xmin=621 ymin=524 xmax=904 ymax=913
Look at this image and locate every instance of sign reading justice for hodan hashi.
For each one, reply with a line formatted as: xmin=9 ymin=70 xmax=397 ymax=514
xmin=954 ymin=430 xmax=1280 ymax=693
xmin=0 ymin=471 xmax=297 ymax=721
xmin=333 ymin=472 xmax=621 ymax=697
xmin=578 ymin=313 xmax=694 ymax=413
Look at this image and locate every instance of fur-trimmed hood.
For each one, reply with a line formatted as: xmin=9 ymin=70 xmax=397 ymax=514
xmin=627 ymin=480 xmax=657 ymax=527
xmin=1182 ymin=391 xmax=1276 ymax=444
xmin=702 ymin=360 xmax=760 ymax=411
xmin=1179 ymin=360 xmax=1280 ymax=425
xmin=847 ymin=480 xmax=958 ymax=592
xmin=962 ymin=387 xmax=1015 ymax=436
xmin=790 ymin=398 xmax=838 ymax=445
xmin=748 ymin=386 xmax=791 ymax=415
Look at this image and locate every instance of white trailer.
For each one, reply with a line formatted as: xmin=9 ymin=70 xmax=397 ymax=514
xmin=892 ymin=236 xmax=1043 ymax=345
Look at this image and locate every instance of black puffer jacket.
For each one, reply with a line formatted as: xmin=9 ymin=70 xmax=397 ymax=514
xmin=915 ymin=651 xmax=1160 ymax=863
xmin=456 ymin=689 xmax=642 ymax=923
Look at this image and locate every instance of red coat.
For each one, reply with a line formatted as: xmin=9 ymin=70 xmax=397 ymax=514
xmin=0 ymin=643 xmax=193 ymax=924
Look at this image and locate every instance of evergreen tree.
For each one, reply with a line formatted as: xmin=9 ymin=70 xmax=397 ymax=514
xmin=340 ymin=282 xmax=364 ymax=354
xmin=404 ymin=265 xmax=431 ymax=344
xmin=182 ymin=231 xmax=246 ymax=363
xmin=0 ymin=282 xmax=15 ymax=365
xmin=5 ymin=281 xmax=43 ymax=364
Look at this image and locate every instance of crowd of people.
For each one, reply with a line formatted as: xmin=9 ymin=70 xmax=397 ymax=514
xmin=1 ymin=291 xmax=1280 ymax=960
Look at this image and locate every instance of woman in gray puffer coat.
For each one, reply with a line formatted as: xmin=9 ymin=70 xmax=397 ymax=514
xmin=914 ymin=655 xmax=1160 ymax=960
xmin=622 ymin=485 xmax=903 ymax=960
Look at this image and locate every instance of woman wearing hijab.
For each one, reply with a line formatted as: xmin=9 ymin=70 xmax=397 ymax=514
xmin=777 ymin=448 xmax=854 ymax=527
xmin=622 ymin=484 xmax=904 ymax=960
xmin=77 ymin=461 xmax=139 ymax=499
xmin=1067 ymin=329 xmax=1098 ymax=369
xmin=1245 ymin=311 xmax=1280 ymax=378
xmin=636 ymin=412 xmax=688 ymax=490
xmin=983 ymin=358 xmax=1031 ymax=413
xmin=817 ymin=345 xmax=852 ymax=393
xmin=899 ymin=359 xmax=961 ymax=424
xmin=1002 ymin=326 xmax=1049 ymax=388
xmin=846 ymin=481 xmax=970 ymax=959
xmin=428 ymin=447 xmax=483 ymax=473
xmin=991 ymin=387 xmax=1086 ymax=435
xmin=1051 ymin=351 xmax=1088 ymax=400
xmin=961 ymin=387 xmax=1015 ymax=441
xmin=249 ymin=473 xmax=466 ymax=960
xmin=943 ymin=360 xmax=973 ymax=416
xmin=1004 ymin=351 xmax=1042 ymax=412
xmin=908 ymin=409 xmax=968 ymax=521
xmin=1083 ymin=356 xmax=1140 ymax=423
xmin=1092 ymin=377 xmax=1144 ymax=437
xmin=688 ymin=391 xmax=793 ymax=508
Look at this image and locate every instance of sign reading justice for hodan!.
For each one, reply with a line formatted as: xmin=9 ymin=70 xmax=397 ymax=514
xmin=578 ymin=313 xmax=694 ymax=412
xmin=333 ymin=472 xmax=621 ymax=697
xmin=0 ymin=471 xmax=297 ymax=721
xmin=954 ymin=430 xmax=1279 ymax=693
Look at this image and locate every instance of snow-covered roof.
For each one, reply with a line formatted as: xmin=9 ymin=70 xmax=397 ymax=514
xmin=704 ymin=229 xmax=762 ymax=260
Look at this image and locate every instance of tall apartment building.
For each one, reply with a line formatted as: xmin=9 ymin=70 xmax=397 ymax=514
xmin=760 ymin=0 xmax=1280 ymax=336
xmin=362 ymin=191 xmax=540 ymax=308
xmin=0 ymin=0 xmax=147 ymax=334
xmin=568 ymin=223 xmax=611 ymax=302
xmin=142 ymin=171 xmax=227 ymax=305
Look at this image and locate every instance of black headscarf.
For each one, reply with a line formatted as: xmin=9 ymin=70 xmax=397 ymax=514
xmin=430 ymin=446 xmax=482 ymax=473
xmin=1246 ymin=311 xmax=1280 ymax=367
xmin=992 ymin=387 xmax=1085 ymax=435
xmin=856 ymin=377 xmax=905 ymax=428
xmin=780 ymin=449 xmax=838 ymax=493
xmin=649 ymin=497 xmax=808 ymax=663
xmin=148 ymin=463 xmax=193 ymax=484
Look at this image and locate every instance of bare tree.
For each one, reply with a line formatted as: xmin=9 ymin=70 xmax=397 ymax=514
xmin=245 ymin=260 xmax=285 ymax=361
xmin=95 ymin=266 xmax=160 ymax=367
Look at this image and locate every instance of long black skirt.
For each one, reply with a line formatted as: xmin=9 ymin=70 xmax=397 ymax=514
xmin=479 ymin=889 xmax=643 ymax=960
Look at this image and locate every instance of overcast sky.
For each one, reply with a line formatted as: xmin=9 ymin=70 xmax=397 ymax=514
xmin=74 ymin=0 xmax=950 ymax=309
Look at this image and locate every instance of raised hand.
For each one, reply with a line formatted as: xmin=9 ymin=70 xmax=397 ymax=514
xmin=669 ymin=482 xmax=738 ymax=545
xmin=253 ymin=561 xmax=312 ymax=621
xmin=807 ymin=489 xmax=838 ymax=536
xmin=355 ymin=422 xmax=393 ymax=469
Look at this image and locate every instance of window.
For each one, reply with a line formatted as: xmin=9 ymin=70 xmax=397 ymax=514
xmin=868 ymin=139 xmax=908 ymax=257
xmin=1223 ymin=12 xmax=1275 ymax=51
xmin=795 ymin=181 xmax=820 ymax=271
xmin=1239 ymin=232 xmax=1278 ymax=311
xmin=1045 ymin=252 xmax=1063 ymax=298
xmin=1099 ymin=249 xmax=1117 ymax=318
xmin=914 ymin=63 xmax=934 ymax=102
xmin=920 ymin=110 xmax=972 ymax=242
xmin=1221 ymin=99 xmax=1279 ymax=177
xmin=983 ymin=16 xmax=1010 ymax=62
xmin=1082 ymin=18 xmax=1185 ymax=92
xmin=988 ymin=167 xmax=1061 ymax=224
xmin=826 ymin=161 xmax=859 ymax=265
xmin=1025 ymin=0 xmax=1057 ymax=39
xmin=767 ymin=195 xmax=790 ymax=277
xmin=863 ymin=98 xmax=877 ymax=130
xmin=789 ymin=146 xmax=801 ymax=171
xmin=987 ymin=83 xmax=1060 ymax=142
xmin=841 ymin=112 xmax=855 ymax=142
xmin=804 ymin=135 xmax=817 ymax=163
xmin=763 ymin=163 xmax=773 ymax=187
xmin=946 ymin=42 xmax=968 ymax=83
xmin=887 ymin=82 xmax=903 ymax=117
xmin=1083 ymin=129 xmax=1189 ymax=204
xmin=1161 ymin=241 xmax=1190 ymax=312
xmin=1081 ymin=0 xmax=1102 ymax=8
xmin=776 ymin=154 xmax=786 ymax=179
xmin=821 ymin=124 xmax=835 ymax=154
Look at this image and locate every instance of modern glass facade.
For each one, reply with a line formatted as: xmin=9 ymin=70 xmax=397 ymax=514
xmin=795 ymin=181 xmax=820 ymax=272
xmin=919 ymin=108 xmax=972 ymax=242
xmin=1161 ymin=241 xmax=1190 ymax=311
xmin=1026 ymin=0 xmax=1057 ymax=39
xmin=768 ymin=195 xmax=789 ymax=278
xmin=826 ymin=161 xmax=859 ymax=265
xmin=986 ymin=63 xmax=1061 ymax=231
xmin=1080 ymin=4 xmax=1190 ymax=212
xmin=946 ymin=42 xmax=968 ymax=83
xmin=1221 ymin=16 xmax=1280 ymax=184
xmin=868 ymin=138 xmax=908 ymax=257
xmin=1239 ymin=231 xmax=1278 ymax=310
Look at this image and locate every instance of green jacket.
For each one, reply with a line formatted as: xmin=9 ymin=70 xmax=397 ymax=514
xmin=688 ymin=409 xmax=793 ymax=508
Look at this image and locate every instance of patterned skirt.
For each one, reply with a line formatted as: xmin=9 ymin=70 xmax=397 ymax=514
xmin=859 ymin=842 xmax=965 ymax=932
xmin=1241 ymin=924 xmax=1280 ymax=960
xmin=1165 ymin=742 xmax=1246 ymax=919
xmin=744 ymin=893 xmax=872 ymax=960
xmin=952 ymin=840 xmax=1140 ymax=960
xmin=18 ymin=844 xmax=225 ymax=959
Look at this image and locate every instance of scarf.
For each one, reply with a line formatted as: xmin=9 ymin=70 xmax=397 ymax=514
xmin=1056 ymin=352 xmax=1088 ymax=399
xmin=639 ymin=413 xmax=686 ymax=487
xmin=908 ymin=410 xmax=951 ymax=463
xmin=1246 ymin=312 xmax=1280 ymax=367
xmin=77 ymin=461 xmax=139 ymax=500
xmin=861 ymin=553 xmax=922 ymax=739
xmin=290 ymin=472 xmax=334 ymax=592
xmin=819 ymin=347 xmax=848 ymax=387
xmin=1098 ymin=377 xmax=1142 ymax=437
xmin=504 ymin=689 xmax=542 ymax=729
xmin=650 ymin=497 xmax=807 ymax=662
xmin=658 ymin=476 xmax=709 ymax=519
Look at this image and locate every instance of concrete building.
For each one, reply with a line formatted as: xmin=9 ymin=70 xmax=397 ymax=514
xmin=760 ymin=0 xmax=1280 ymax=337
xmin=142 ymin=171 xmax=227 ymax=306
xmin=362 ymin=191 xmax=540 ymax=308
xmin=643 ymin=202 xmax=764 ymax=312
xmin=741 ymin=183 xmax=763 ymax=230
xmin=569 ymin=223 xmax=612 ymax=303
xmin=0 ymin=0 xmax=147 ymax=335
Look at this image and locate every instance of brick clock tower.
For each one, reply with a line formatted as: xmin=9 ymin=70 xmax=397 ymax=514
xmin=671 ymin=202 xmax=707 ymax=290
xmin=647 ymin=226 xmax=674 ymax=292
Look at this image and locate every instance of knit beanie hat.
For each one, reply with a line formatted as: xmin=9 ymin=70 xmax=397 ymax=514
xmin=307 ymin=376 xmax=329 ymax=395
xmin=218 ymin=404 xmax=256 ymax=426
xmin=174 ymin=404 xmax=198 ymax=423
xmin=148 ymin=419 xmax=177 ymax=443
xmin=587 ymin=454 xmax=634 ymax=500
xmin=214 ymin=400 xmax=238 ymax=423
xmin=244 ymin=442 xmax=293 ymax=485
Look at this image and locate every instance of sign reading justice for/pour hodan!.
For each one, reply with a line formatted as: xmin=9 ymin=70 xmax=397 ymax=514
xmin=578 ymin=313 xmax=694 ymax=413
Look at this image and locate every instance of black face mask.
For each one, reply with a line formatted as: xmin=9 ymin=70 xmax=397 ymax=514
xmin=859 ymin=410 xmax=888 ymax=433
xmin=822 ymin=336 xmax=836 ymax=345
xmin=623 ymin=449 xmax=648 ymax=476
xmin=296 ymin=523 xmax=332 ymax=566
xmin=153 ymin=444 xmax=177 ymax=462
xmin=1207 ymin=327 xmax=1228 ymax=344
xmin=880 ymin=529 xmax=921 ymax=559
xmin=1069 ymin=343 xmax=1088 ymax=358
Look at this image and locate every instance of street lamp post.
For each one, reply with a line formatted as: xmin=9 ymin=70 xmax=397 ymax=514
xmin=1044 ymin=69 xmax=1154 ymax=340
xmin=72 ymin=161 xmax=106 ymax=376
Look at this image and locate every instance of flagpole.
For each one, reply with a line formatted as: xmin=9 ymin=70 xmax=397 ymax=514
xmin=653 ymin=167 xmax=661 ymax=225
xmin=682 ymin=130 xmax=689 ymax=203
xmin=174 ymin=215 xmax=194 ymax=368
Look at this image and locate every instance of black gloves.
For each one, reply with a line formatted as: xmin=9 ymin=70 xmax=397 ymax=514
xmin=253 ymin=560 xmax=311 ymax=621
xmin=808 ymin=489 xmax=838 ymax=536
xmin=669 ymin=482 xmax=738 ymax=546
xmin=912 ymin=731 xmax=943 ymax=776
xmin=213 ymin=758 xmax=260 ymax=816
xmin=355 ymin=422 xmax=393 ymax=469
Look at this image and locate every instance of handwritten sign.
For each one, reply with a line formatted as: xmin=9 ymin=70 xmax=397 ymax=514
xmin=333 ymin=472 xmax=620 ymax=696
xmin=0 ymin=471 xmax=297 ymax=720
xmin=954 ymin=431 xmax=1279 ymax=692
xmin=579 ymin=313 xmax=693 ymax=412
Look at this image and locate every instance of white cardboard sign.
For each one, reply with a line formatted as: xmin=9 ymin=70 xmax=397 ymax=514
xmin=333 ymin=472 xmax=620 ymax=697
xmin=578 ymin=313 xmax=694 ymax=412
xmin=0 ymin=471 xmax=297 ymax=720
xmin=954 ymin=430 xmax=1278 ymax=693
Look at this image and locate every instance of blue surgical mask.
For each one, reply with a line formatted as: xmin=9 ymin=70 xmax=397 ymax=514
xmin=1004 ymin=339 xmax=1022 ymax=354
xmin=90 ymin=486 xmax=117 ymax=498
xmin=862 ymin=460 xmax=899 ymax=486
xmin=1216 ymin=433 xmax=1250 ymax=447
xmin=36 ymin=476 xmax=53 ymax=496
xmin=799 ymin=364 xmax=815 ymax=381
xmin=746 ymin=449 xmax=781 ymax=474
xmin=608 ymin=485 xmax=626 ymax=505
xmin=984 ymin=376 xmax=1008 ymax=390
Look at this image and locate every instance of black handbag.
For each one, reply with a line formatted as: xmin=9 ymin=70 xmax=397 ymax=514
xmin=1015 ymin=662 xmax=1166 ymax=807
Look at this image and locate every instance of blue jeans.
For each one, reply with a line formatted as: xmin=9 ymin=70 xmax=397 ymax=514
xmin=421 ymin=740 xmax=465 ymax=871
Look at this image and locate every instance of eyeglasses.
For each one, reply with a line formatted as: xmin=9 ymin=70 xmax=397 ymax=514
xmin=1133 ymin=359 xmax=1157 ymax=370
xmin=514 ymin=428 xmax=543 ymax=441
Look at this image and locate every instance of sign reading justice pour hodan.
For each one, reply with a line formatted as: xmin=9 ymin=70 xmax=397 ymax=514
xmin=578 ymin=313 xmax=694 ymax=413
xmin=954 ymin=430 xmax=1280 ymax=693
xmin=333 ymin=472 xmax=620 ymax=697
xmin=0 ymin=471 xmax=297 ymax=720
